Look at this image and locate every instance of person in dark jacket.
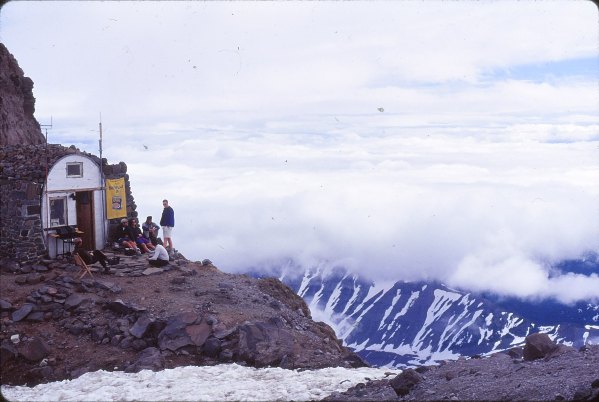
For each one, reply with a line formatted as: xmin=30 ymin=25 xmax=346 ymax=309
xmin=117 ymin=218 xmax=137 ymax=250
xmin=129 ymin=218 xmax=155 ymax=253
xmin=73 ymin=237 xmax=109 ymax=273
xmin=160 ymin=199 xmax=175 ymax=251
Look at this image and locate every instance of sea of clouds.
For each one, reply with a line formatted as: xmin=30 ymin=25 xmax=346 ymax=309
xmin=2 ymin=1 xmax=598 ymax=304
xmin=117 ymin=126 xmax=599 ymax=305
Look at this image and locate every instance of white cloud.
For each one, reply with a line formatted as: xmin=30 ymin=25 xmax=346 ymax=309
xmin=1 ymin=1 xmax=598 ymax=303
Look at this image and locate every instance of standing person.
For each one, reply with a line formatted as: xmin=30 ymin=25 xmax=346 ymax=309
xmin=160 ymin=199 xmax=175 ymax=251
xmin=142 ymin=215 xmax=160 ymax=246
xmin=148 ymin=244 xmax=170 ymax=267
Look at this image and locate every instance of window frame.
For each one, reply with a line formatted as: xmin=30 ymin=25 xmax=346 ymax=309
xmin=66 ymin=162 xmax=83 ymax=178
xmin=49 ymin=196 xmax=67 ymax=227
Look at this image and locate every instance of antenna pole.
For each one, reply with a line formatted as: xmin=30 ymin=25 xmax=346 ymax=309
xmin=99 ymin=114 xmax=107 ymax=247
xmin=40 ymin=117 xmax=53 ymax=251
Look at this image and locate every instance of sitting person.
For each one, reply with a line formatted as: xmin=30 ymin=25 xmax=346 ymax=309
xmin=129 ymin=218 xmax=155 ymax=253
xmin=142 ymin=216 xmax=160 ymax=246
xmin=117 ymin=218 xmax=138 ymax=250
xmin=73 ymin=237 xmax=109 ymax=273
xmin=148 ymin=244 xmax=169 ymax=267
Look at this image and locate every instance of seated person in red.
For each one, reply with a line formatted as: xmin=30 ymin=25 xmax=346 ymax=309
xmin=73 ymin=237 xmax=109 ymax=273
xmin=117 ymin=218 xmax=137 ymax=250
xmin=129 ymin=218 xmax=155 ymax=254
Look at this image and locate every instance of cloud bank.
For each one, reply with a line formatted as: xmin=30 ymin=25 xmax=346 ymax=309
xmin=1 ymin=1 xmax=598 ymax=303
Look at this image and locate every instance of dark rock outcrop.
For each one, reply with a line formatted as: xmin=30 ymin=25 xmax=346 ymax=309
xmin=324 ymin=333 xmax=599 ymax=401
xmin=390 ymin=369 xmax=423 ymax=396
xmin=0 ymin=43 xmax=45 ymax=146
xmin=523 ymin=332 xmax=557 ymax=361
xmin=1 ymin=257 xmax=366 ymax=387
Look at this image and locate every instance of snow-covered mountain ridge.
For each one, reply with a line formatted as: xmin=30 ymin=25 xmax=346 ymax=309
xmin=250 ymin=254 xmax=599 ymax=368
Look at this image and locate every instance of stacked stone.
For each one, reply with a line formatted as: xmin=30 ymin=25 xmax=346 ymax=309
xmin=0 ymin=143 xmax=136 ymax=262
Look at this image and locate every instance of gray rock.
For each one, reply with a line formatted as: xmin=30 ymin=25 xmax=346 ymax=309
xmin=19 ymin=337 xmax=50 ymax=362
xmin=64 ymin=294 xmax=85 ymax=310
xmin=523 ymin=332 xmax=557 ymax=361
xmin=170 ymin=277 xmax=186 ymax=285
xmin=131 ymin=339 xmax=147 ymax=351
xmin=203 ymin=337 xmax=221 ymax=358
xmin=237 ymin=321 xmax=294 ymax=366
xmin=12 ymin=303 xmax=34 ymax=322
xmin=157 ymin=318 xmax=194 ymax=352
xmin=124 ymin=347 xmax=164 ymax=373
xmin=25 ymin=311 xmax=45 ymax=322
xmin=186 ymin=321 xmax=211 ymax=347
xmin=0 ymin=298 xmax=14 ymax=311
xmin=95 ymin=281 xmax=122 ymax=293
xmin=129 ymin=314 xmax=154 ymax=339
xmin=32 ymin=264 xmax=48 ymax=272
xmin=91 ymin=327 xmax=107 ymax=342
xmin=106 ymin=299 xmax=146 ymax=315
xmin=390 ymin=368 xmax=423 ymax=396
xmin=142 ymin=268 xmax=163 ymax=276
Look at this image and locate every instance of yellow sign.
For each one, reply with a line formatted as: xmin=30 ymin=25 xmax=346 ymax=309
xmin=106 ymin=178 xmax=127 ymax=219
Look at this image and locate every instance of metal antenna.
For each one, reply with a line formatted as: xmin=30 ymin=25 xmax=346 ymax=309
xmin=40 ymin=116 xmax=53 ymax=143
xmin=98 ymin=113 xmax=108 ymax=246
xmin=39 ymin=116 xmax=53 ymax=249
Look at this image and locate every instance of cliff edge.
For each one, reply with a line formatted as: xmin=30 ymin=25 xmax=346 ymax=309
xmin=0 ymin=43 xmax=45 ymax=146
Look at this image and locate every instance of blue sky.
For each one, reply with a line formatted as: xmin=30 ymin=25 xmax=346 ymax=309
xmin=1 ymin=1 xmax=598 ymax=303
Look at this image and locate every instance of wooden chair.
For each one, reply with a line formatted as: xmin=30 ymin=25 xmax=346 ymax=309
xmin=73 ymin=253 xmax=94 ymax=279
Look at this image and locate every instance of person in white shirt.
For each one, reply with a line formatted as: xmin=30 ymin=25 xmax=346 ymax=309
xmin=148 ymin=244 xmax=169 ymax=267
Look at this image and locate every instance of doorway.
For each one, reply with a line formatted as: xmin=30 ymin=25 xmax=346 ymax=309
xmin=76 ymin=191 xmax=95 ymax=250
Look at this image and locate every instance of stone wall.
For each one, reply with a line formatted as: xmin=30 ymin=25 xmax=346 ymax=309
xmin=0 ymin=143 xmax=137 ymax=263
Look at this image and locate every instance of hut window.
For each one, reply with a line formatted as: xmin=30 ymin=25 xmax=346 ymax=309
xmin=49 ymin=197 xmax=67 ymax=227
xmin=66 ymin=162 xmax=83 ymax=177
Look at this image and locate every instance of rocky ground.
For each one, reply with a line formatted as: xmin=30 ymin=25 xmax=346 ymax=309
xmin=325 ymin=334 xmax=599 ymax=401
xmin=3 ymin=252 xmax=599 ymax=401
xmin=0 ymin=250 xmax=365 ymax=387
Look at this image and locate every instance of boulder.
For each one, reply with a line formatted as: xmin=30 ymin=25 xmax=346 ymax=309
xmin=64 ymin=294 xmax=86 ymax=310
xmin=124 ymin=347 xmax=164 ymax=373
xmin=129 ymin=314 xmax=155 ymax=339
xmin=19 ymin=337 xmax=50 ymax=362
xmin=237 ymin=321 xmax=294 ymax=367
xmin=106 ymin=299 xmax=146 ymax=315
xmin=186 ymin=321 xmax=211 ymax=347
xmin=523 ymin=333 xmax=557 ymax=361
xmin=157 ymin=318 xmax=194 ymax=352
xmin=11 ymin=303 xmax=34 ymax=322
xmin=390 ymin=368 xmax=423 ymax=396
xmin=203 ymin=337 xmax=221 ymax=358
xmin=0 ymin=299 xmax=14 ymax=311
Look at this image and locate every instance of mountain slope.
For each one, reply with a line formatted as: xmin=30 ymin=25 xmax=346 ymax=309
xmin=253 ymin=256 xmax=599 ymax=368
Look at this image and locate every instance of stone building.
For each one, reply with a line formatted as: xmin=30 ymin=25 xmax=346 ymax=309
xmin=0 ymin=43 xmax=138 ymax=263
xmin=0 ymin=143 xmax=138 ymax=262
